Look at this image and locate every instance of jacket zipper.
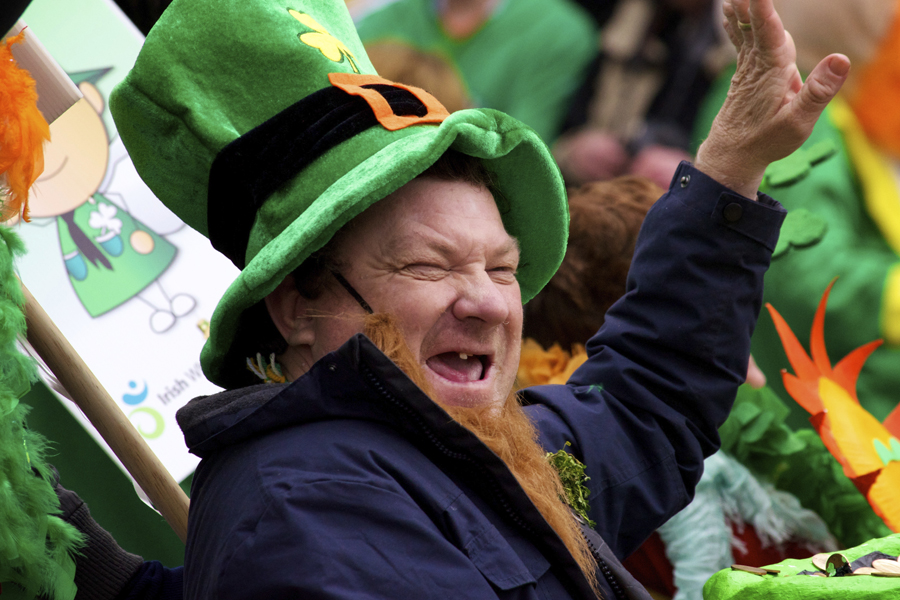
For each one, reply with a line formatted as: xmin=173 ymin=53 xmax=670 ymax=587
xmin=577 ymin=517 xmax=627 ymax=600
xmin=362 ymin=364 xmax=611 ymax=599
xmin=361 ymin=365 xmax=537 ymax=537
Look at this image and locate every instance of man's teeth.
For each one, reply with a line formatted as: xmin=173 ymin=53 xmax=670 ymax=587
xmin=459 ymin=353 xmax=469 ymax=360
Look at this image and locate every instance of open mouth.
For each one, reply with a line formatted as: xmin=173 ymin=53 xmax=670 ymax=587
xmin=426 ymin=352 xmax=491 ymax=383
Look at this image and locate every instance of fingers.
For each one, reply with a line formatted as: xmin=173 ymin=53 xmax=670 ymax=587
xmin=733 ymin=0 xmax=754 ymax=44
xmin=791 ymin=53 xmax=850 ymax=121
xmin=783 ymin=30 xmax=803 ymax=95
xmin=726 ymin=0 xmax=789 ymax=57
xmin=746 ymin=355 xmax=766 ymax=389
xmin=750 ymin=0 xmax=792 ymax=57
xmin=703 ymin=0 xmax=848 ymax=199
xmin=721 ymin=0 xmax=743 ymax=49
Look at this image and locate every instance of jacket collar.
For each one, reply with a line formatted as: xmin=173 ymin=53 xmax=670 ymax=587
xmin=178 ymin=334 xmax=461 ymax=456
xmin=177 ymin=333 xmax=598 ymax=600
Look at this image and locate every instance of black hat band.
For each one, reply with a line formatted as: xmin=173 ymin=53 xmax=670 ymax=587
xmin=207 ymin=81 xmax=438 ymax=269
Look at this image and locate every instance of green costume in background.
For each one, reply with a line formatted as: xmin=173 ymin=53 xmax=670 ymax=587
xmin=694 ymin=67 xmax=900 ymax=431
xmin=58 ymin=193 xmax=176 ymax=317
xmin=752 ymin=101 xmax=900 ymax=429
xmin=691 ymin=62 xmax=900 ymax=600
xmin=355 ymin=0 xmax=597 ymax=143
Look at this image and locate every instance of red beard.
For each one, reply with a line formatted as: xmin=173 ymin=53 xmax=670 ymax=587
xmin=363 ymin=313 xmax=600 ymax=596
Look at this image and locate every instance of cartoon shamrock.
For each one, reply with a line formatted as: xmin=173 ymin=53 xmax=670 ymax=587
xmin=289 ymin=9 xmax=359 ymax=73
xmin=88 ymin=202 xmax=123 ymax=236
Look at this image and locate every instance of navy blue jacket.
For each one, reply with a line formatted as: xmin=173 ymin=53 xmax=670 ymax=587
xmin=175 ymin=163 xmax=785 ymax=600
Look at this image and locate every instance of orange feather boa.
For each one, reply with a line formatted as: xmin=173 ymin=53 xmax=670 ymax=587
xmin=0 ymin=30 xmax=51 ymax=223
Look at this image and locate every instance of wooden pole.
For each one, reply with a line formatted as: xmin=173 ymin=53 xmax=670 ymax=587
xmin=21 ymin=281 xmax=189 ymax=543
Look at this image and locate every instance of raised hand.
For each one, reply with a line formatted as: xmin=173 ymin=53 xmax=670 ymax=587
xmin=695 ymin=0 xmax=850 ymax=199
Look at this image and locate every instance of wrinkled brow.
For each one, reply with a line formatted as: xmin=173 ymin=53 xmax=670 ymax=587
xmin=388 ymin=231 xmax=520 ymax=261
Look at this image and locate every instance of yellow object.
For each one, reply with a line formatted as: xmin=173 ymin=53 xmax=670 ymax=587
xmin=246 ymin=352 xmax=287 ymax=384
xmin=197 ymin=318 xmax=211 ymax=339
xmin=517 ymin=338 xmax=588 ymax=389
xmin=830 ymin=98 xmax=900 ymax=345
xmin=831 ymin=98 xmax=900 ymax=257
xmin=767 ymin=280 xmax=900 ymax=531
xmin=290 ymin=9 xmax=360 ymax=73
xmin=883 ymin=265 xmax=900 ymax=346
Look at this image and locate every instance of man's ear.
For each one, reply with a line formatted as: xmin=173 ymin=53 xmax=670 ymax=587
xmin=264 ymin=276 xmax=316 ymax=347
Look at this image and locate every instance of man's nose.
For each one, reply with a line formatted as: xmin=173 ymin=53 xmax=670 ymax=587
xmin=450 ymin=271 xmax=511 ymax=326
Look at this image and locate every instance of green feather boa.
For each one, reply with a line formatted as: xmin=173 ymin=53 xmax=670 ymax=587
xmin=0 ymin=225 xmax=84 ymax=600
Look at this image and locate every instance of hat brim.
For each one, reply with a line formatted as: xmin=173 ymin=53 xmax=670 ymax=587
xmin=202 ymin=108 xmax=568 ymax=388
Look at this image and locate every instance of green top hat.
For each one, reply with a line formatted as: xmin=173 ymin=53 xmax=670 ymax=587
xmin=110 ymin=0 xmax=569 ymax=389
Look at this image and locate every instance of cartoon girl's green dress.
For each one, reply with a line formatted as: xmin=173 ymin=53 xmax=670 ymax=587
xmin=57 ymin=193 xmax=176 ymax=317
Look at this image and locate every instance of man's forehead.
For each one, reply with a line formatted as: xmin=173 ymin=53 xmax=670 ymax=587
xmin=350 ymin=177 xmax=519 ymax=253
xmin=384 ymin=226 xmax=520 ymax=257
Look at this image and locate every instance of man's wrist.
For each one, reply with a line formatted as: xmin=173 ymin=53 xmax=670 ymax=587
xmin=695 ymin=131 xmax=766 ymax=201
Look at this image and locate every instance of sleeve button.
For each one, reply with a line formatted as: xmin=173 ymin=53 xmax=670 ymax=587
xmin=723 ymin=202 xmax=743 ymax=222
xmin=679 ymin=175 xmax=691 ymax=188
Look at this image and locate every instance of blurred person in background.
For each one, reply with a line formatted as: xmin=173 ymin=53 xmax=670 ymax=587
xmin=554 ymin=0 xmax=734 ymax=188
xmin=354 ymin=0 xmax=598 ymax=144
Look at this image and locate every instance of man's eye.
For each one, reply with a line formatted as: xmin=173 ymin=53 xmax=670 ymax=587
xmin=489 ymin=266 xmax=518 ymax=282
xmin=404 ymin=263 xmax=447 ymax=277
xmin=489 ymin=264 xmax=518 ymax=274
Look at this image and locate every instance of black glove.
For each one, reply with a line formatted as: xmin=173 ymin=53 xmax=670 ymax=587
xmin=53 ymin=472 xmax=145 ymax=600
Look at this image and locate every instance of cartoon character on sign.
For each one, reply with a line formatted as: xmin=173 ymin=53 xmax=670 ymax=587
xmin=24 ymin=68 xmax=196 ymax=333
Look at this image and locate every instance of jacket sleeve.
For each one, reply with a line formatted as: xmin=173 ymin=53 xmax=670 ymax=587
xmin=522 ymin=161 xmax=786 ymax=559
xmin=119 ymin=563 xmax=184 ymax=600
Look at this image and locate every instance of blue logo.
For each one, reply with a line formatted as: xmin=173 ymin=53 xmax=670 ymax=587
xmin=121 ymin=380 xmax=164 ymax=439
xmin=123 ymin=380 xmax=149 ymax=405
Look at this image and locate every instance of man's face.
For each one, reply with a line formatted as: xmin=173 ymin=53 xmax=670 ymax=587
xmin=305 ymin=177 xmax=523 ymax=408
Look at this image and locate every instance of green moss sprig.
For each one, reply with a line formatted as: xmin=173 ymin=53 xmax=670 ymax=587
xmin=546 ymin=441 xmax=595 ymax=527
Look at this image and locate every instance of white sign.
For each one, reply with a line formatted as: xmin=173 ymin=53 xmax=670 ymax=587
xmin=16 ymin=0 xmax=240 ymax=483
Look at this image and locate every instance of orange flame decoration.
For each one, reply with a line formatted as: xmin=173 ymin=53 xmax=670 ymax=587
xmin=767 ymin=279 xmax=900 ymax=532
xmin=0 ymin=30 xmax=51 ymax=223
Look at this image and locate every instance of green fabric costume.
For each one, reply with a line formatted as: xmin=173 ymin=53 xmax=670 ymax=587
xmin=703 ymin=534 xmax=900 ymax=600
xmin=355 ymin=0 xmax=597 ymax=144
xmin=689 ymin=71 xmax=898 ymax=600
xmin=57 ymin=193 xmax=176 ymax=317
xmin=753 ymin=105 xmax=900 ymax=429
xmin=694 ymin=66 xmax=900 ymax=430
